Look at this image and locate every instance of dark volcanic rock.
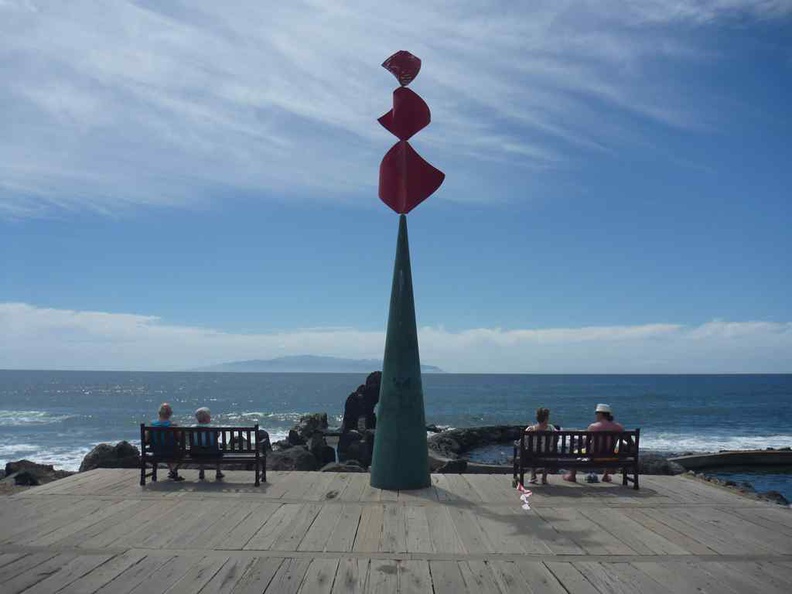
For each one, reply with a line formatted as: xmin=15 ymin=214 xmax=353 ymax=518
xmin=293 ymin=413 xmax=328 ymax=442
xmin=758 ymin=490 xmax=789 ymax=506
xmin=79 ymin=441 xmax=141 ymax=472
xmin=341 ymin=372 xmax=381 ymax=432
xmin=267 ymin=446 xmax=319 ymax=471
xmin=308 ymin=433 xmax=336 ymax=466
xmin=320 ymin=461 xmax=367 ymax=473
xmin=427 ymin=426 xmax=524 ymax=459
xmin=637 ymin=453 xmax=685 ymax=476
xmin=3 ymin=460 xmax=74 ymax=485
xmin=287 ymin=429 xmax=306 ymax=446
xmin=436 ymin=459 xmax=468 ymax=473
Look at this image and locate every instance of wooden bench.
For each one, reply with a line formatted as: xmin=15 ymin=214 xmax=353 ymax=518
xmin=513 ymin=429 xmax=640 ymax=489
xmin=140 ymin=424 xmax=266 ymax=486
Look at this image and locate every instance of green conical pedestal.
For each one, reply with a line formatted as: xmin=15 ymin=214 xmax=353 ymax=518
xmin=370 ymin=214 xmax=431 ymax=490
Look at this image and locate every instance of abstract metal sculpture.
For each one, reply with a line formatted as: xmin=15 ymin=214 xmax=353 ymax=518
xmin=370 ymin=51 xmax=445 ymax=490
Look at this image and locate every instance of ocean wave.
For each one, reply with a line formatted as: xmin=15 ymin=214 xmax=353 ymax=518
xmin=0 ymin=410 xmax=77 ymax=426
xmin=641 ymin=433 xmax=792 ymax=453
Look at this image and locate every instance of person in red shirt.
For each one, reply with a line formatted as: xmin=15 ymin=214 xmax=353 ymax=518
xmin=563 ymin=403 xmax=624 ymax=483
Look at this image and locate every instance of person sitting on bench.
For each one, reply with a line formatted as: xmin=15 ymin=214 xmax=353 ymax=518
xmin=151 ymin=402 xmax=183 ymax=481
xmin=563 ymin=403 xmax=623 ymax=484
xmin=192 ymin=407 xmax=224 ymax=481
xmin=525 ymin=407 xmax=557 ymax=485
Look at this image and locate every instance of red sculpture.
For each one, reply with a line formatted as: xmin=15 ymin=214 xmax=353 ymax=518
xmin=378 ymin=51 xmax=445 ymax=214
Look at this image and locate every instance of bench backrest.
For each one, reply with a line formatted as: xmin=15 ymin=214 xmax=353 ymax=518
xmin=520 ymin=429 xmax=639 ymax=459
xmin=140 ymin=424 xmax=260 ymax=456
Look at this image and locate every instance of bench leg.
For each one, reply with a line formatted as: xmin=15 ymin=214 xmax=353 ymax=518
xmin=622 ymin=467 xmax=628 ymax=487
xmin=255 ymin=461 xmax=260 ymax=487
xmin=634 ymin=467 xmax=639 ymax=490
xmin=152 ymin=463 xmax=158 ymax=482
xmin=261 ymin=459 xmax=266 ymax=484
xmin=140 ymin=462 xmax=146 ymax=487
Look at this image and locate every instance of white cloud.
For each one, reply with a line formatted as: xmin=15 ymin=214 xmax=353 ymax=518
xmin=1 ymin=302 xmax=790 ymax=373
xmin=1 ymin=1 xmax=790 ymax=216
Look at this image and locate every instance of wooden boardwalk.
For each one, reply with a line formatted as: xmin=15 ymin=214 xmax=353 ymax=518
xmin=1 ymin=469 xmax=790 ymax=593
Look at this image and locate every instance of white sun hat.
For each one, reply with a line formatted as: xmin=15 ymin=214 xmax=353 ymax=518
xmin=595 ymin=403 xmax=612 ymax=414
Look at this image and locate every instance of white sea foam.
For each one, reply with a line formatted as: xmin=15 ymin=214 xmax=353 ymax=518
xmin=0 ymin=410 xmax=76 ymax=426
xmin=640 ymin=433 xmax=792 ymax=453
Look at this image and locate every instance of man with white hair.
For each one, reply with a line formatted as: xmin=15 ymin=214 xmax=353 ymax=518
xmin=563 ymin=403 xmax=624 ymax=484
xmin=193 ymin=407 xmax=224 ymax=481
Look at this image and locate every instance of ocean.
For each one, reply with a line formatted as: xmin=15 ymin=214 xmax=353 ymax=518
xmin=1 ymin=371 xmax=790 ymax=497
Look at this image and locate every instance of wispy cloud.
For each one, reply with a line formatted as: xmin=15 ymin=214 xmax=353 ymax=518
xmin=1 ymin=1 xmax=790 ymax=216
xmin=2 ymin=303 xmax=790 ymax=373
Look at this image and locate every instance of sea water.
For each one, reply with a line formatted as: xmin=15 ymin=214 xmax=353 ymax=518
xmin=1 ymin=371 xmax=790 ymax=496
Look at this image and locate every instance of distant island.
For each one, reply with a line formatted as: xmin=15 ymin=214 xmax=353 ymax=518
xmin=192 ymin=355 xmax=444 ymax=374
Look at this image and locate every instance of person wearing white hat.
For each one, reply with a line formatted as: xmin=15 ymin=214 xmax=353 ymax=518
xmin=563 ymin=403 xmax=624 ymax=484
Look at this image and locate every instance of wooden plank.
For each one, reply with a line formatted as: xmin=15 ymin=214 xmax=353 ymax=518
xmin=621 ymin=508 xmax=716 ymax=555
xmin=126 ymin=555 xmax=203 ymax=594
xmin=578 ymin=507 xmax=689 ymax=555
xmin=379 ymin=504 xmax=406 ymax=553
xmin=573 ymin=561 xmax=671 ymax=594
xmin=428 ymin=560 xmax=466 ymax=594
xmin=79 ymin=500 xmax=181 ymax=549
xmin=543 ymin=562 xmax=601 ymax=594
xmin=163 ymin=556 xmax=230 ymax=594
xmin=488 ymin=560 xmax=532 ymax=594
xmin=757 ymin=561 xmax=792 ymax=587
xmin=230 ymin=557 xmax=283 ymax=594
xmin=196 ymin=556 xmax=257 ymax=594
xmin=244 ymin=503 xmax=303 ymax=550
xmin=296 ymin=558 xmax=339 ymax=594
xmin=324 ymin=504 xmax=362 ymax=552
xmin=730 ymin=508 xmax=792 ymax=538
xmin=27 ymin=499 xmax=140 ymax=547
xmin=702 ymin=562 xmax=791 ymax=594
xmin=58 ymin=551 xmax=148 ymax=594
xmin=0 ymin=552 xmax=60 ymax=583
xmin=208 ymin=502 xmax=281 ymax=550
xmin=21 ymin=554 xmax=113 ymax=594
xmin=633 ymin=508 xmax=737 ymax=555
xmin=632 ymin=561 xmax=738 ymax=594
xmin=366 ymin=559 xmax=399 ymax=593
xmin=263 ymin=558 xmax=311 ymax=594
xmin=514 ymin=560 xmax=568 ymax=594
xmin=298 ymin=504 xmax=343 ymax=552
xmin=337 ymin=474 xmax=369 ymax=502
xmin=501 ymin=504 xmax=576 ymax=555
xmin=175 ymin=501 xmax=259 ymax=549
xmin=48 ymin=501 xmax=150 ymax=548
xmin=351 ymin=503 xmax=383 ymax=552
xmin=458 ymin=561 xmax=501 ymax=594
xmin=426 ymin=505 xmax=465 ymax=555
xmin=398 ymin=560 xmax=432 ymax=594
xmin=330 ymin=558 xmax=367 ymax=594
xmin=473 ymin=505 xmax=535 ymax=555
xmin=447 ymin=506 xmax=493 ymax=553
xmin=687 ymin=506 xmax=792 ymax=554
xmin=430 ymin=474 xmax=455 ymax=502
xmin=94 ymin=555 xmax=176 ymax=594
xmin=404 ymin=505 xmax=433 ymax=553
xmin=0 ymin=553 xmax=26 ymax=570
xmin=272 ymin=504 xmax=323 ymax=551
xmin=1 ymin=553 xmax=77 ymax=594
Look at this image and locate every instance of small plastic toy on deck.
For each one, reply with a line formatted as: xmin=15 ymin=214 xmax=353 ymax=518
xmin=370 ymin=51 xmax=445 ymax=491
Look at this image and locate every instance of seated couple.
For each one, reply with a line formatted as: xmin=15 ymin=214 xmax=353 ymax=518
xmin=151 ymin=402 xmax=224 ymax=482
xmin=524 ymin=403 xmax=623 ymax=485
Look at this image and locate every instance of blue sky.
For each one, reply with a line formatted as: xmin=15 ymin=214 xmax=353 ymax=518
xmin=1 ymin=0 xmax=791 ymax=372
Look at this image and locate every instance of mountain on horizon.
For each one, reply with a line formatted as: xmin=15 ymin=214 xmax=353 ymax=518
xmin=192 ymin=355 xmax=443 ymax=374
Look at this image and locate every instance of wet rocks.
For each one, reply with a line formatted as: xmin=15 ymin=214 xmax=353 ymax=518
xmin=79 ymin=441 xmax=141 ymax=472
xmin=637 ymin=453 xmax=685 ymax=476
xmin=436 ymin=459 xmax=468 ymax=473
xmin=427 ymin=426 xmax=523 ymax=459
xmin=2 ymin=460 xmax=74 ymax=486
xmin=267 ymin=446 xmax=319 ymax=471
xmin=320 ymin=460 xmax=367 ymax=473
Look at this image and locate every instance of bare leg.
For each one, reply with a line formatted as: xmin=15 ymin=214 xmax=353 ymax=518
xmin=563 ymin=470 xmax=577 ymax=482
